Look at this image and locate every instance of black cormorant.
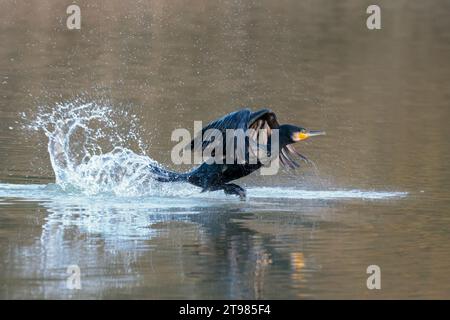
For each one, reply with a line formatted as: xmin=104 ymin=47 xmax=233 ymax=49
xmin=149 ymin=108 xmax=325 ymax=199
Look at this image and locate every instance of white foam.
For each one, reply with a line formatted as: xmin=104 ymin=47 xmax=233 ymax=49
xmin=0 ymin=183 xmax=407 ymax=202
xmin=247 ymin=187 xmax=407 ymax=200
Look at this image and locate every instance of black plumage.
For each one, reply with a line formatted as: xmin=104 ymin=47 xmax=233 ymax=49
xmin=150 ymin=108 xmax=324 ymax=199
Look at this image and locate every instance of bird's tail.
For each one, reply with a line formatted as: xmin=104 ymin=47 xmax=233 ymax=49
xmin=148 ymin=164 xmax=188 ymax=183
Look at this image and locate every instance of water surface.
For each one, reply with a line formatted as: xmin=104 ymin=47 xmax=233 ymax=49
xmin=0 ymin=0 xmax=449 ymax=299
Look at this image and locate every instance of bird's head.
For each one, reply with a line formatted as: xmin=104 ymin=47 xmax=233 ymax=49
xmin=279 ymin=124 xmax=326 ymax=145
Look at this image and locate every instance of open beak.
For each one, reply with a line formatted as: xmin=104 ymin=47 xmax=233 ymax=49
xmin=295 ymin=130 xmax=326 ymax=141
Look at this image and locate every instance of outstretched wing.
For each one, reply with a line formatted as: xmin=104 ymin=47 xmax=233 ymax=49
xmin=247 ymin=110 xmax=307 ymax=169
xmin=189 ymin=108 xmax=253 ymax=153
xmin=190 ymin=108 xmax=308 ymax=169
xmin=279 ymin=144 xmax=310 ymax=169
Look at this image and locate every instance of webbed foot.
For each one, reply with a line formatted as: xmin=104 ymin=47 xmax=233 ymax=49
xmin=222 ymin=183 xmax=247 ymax=200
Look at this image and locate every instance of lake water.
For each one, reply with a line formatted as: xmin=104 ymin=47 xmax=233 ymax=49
xmin=0 ymin=0 xmax=449 ymax=299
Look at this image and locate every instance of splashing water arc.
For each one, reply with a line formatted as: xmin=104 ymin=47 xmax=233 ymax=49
xmin=31 ymin=101 xmax=190 ymax=196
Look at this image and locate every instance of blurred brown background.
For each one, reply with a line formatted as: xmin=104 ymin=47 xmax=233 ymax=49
xmin=0 ymin=0 xmax=449 ymax=299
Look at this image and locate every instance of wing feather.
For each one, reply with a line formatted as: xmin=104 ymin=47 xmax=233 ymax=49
xmin=187 ymin=108 xmax=309 ymax=170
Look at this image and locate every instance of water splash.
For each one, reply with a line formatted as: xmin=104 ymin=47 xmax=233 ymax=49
xmin=27 ymin=100 xmax=196 ymax=196
xmin=247 ymin=188 xmax=407 ymax=200
xmin=0 ymin=183 xmax=407 ymax=202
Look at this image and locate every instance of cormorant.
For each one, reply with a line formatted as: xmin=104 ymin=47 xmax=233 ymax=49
xmin=149 ymin=108 xmax=325 ymax=199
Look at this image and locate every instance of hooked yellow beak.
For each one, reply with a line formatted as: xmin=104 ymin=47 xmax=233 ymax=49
xmin=294 ymin=130 xmax=326 ymax=141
